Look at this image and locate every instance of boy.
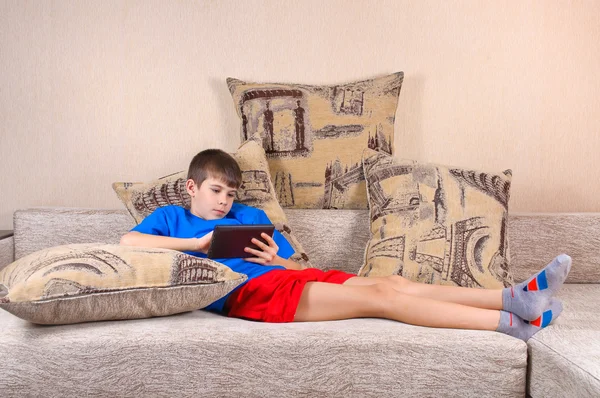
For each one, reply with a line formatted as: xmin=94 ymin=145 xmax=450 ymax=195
xmin=120 ymin=149 xmax=572 ymax=342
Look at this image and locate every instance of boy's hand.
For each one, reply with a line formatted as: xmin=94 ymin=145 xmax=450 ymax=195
xmin=244 ymin=233 xmax=280 ymax=266
xmin=194 ymin=231 xmax=213 ymax=254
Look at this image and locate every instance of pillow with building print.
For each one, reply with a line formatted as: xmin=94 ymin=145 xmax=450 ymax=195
xmin=227 ymin=72 xmax=404 ymax=210
xmin=112 ymin=138 xmax=311 ymax=267
xmin=358 ymin=148 xmax=514 ymax=289
xmin=0 ymin=243 xmax=246 ymax=325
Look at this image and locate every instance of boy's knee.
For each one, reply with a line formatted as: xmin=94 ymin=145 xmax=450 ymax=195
xmin=385 ymin=275 xmax=411 ymax=289
xmin=367 ymin=283 xmax=398 ymax=317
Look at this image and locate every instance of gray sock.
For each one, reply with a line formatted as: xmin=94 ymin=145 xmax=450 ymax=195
xmin=497 ymin=299 xmax=563 ymax=341
xmin=502 ymin=254 xmax=571 ymax=321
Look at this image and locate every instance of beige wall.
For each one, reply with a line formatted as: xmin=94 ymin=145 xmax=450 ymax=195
xmin=1 ymin=0 xmax=599 ymax=230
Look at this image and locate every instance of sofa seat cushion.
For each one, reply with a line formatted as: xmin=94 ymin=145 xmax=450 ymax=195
xmin=528 ymin=284 xmax=600 ymax=397
xmin=1 ymin=309 xmax=525 ymax=397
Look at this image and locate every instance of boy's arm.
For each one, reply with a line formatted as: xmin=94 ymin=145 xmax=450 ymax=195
xmin=272 ymin=255 xmax=306 ymax=270
xmin=120 ymin=231 xmax=212 ymax=254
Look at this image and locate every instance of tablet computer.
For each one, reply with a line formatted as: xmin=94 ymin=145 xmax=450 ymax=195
xmin=207 ymin=224 xmax=275 ymax=259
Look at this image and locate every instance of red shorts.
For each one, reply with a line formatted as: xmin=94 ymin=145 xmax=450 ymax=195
xmin=225 ymin=268 xmax=356 ymax=323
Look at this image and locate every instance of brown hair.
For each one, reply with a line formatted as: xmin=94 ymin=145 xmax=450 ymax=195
xmin=187 ymin=149 xmax=242 ymax=188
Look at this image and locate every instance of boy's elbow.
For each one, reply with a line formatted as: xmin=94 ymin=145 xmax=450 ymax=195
xmin=120 ymin=232 xmax=137 ymax=246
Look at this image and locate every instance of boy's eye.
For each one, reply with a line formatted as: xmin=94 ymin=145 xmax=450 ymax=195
xmin=211 ymin=189 xmax=219 ymax=194
xmin=228 ymin=193 xmax=236 ymax=197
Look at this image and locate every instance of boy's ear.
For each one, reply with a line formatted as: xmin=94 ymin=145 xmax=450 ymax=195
xmin=185 ymin=179 xmax=197 ymax=196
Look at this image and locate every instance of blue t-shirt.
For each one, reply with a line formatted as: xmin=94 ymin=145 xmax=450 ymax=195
xmin=131 ymin=204 xmax=294 ymax=313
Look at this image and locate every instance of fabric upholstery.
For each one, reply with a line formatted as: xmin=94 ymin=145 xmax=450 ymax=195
xmin=0 ymin=243 xmax=245 ymax=324
xmin=0 ymin=235 xmax=13 ymax=272
xmin=528 ymin=285 xmax=600 ymax=397
xmin=4 ymin=207 xmax=600 ymax=396
xmin=285 ymin=209 xmax=371 ymax=274
xmin=112 ymin=139 xmax=311 ymax=266
xmin=13 ymin=208 xmax=600 ymax=283
xmin=14 ymin=208 xmax=135 ymax=260
xmin=359 ymin=148 xmax=513 ymax=288
xmin=510 ymin=213 xmax=600 ymax=283
xmin=227 ymin=72 xmax=404 ymax=209
xmin=0 ymin=306 xmax=526 ymax=397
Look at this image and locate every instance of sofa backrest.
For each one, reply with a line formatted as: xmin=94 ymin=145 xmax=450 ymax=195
xmin=11 ymin=207 xmax=600 ymax=284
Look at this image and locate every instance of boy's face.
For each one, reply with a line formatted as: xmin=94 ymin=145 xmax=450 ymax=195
xmin=186 ymin=177 xmax=237 ymax=220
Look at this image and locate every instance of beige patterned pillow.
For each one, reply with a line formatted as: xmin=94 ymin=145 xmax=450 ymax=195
xmin=0 ymin=243 xmax=246 ymax=325
xmin=358 ymin=149 xmax=514 ymax=288
xmin=112 ymin=139 xmax=311 ymax=266
xmin=227 ymin=72 xmax=404 ymax=209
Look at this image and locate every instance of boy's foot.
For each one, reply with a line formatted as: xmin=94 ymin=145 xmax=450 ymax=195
xmin=496 ymin=299 xmax=563 ymax=342
xmin=502 ymin=254 xmax=571 ymax=321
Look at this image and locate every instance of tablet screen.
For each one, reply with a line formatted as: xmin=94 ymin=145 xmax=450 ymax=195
xmin=207 ymin=224 xmax=275 ymax=259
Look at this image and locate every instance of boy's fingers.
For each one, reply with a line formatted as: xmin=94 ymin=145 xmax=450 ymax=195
xmin=260 ymin=233 xmax=278 ymax=247
xmin=244 ymin=247 xmax=260 ymax=255
xmin=244 ymin=247 xmax=275 ymax=263
xmin=261 ymin=232 xmax=275 ymax=242
xmin=243 ymin=257 xmax=264 ymax=264
xmin=263 ymin=232 xmax=279 ymax=250
xmin=251 ymin=238 xmax=268 ymax=249
xmin=255 ymin=235 xmax=278 ymax=250
xmin=251 ymin=238 xmax=278 ymax=254
xmin=244 ymin=247 xmax=267 ymax=259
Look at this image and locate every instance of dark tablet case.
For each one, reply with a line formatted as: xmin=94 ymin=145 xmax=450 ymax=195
xmin=207 ymin=224 xmax=275 ymax=259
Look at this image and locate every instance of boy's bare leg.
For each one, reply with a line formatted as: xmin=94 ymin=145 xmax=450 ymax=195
xmin=294 ymin=281 xmax=500 ymax=330
xmin=343 ymin=276 xmax=503 ymax=310
xmin=343 ymin=254 xmax=572 ymax=321
xmin=294 ymin=281 xmax=563 ymax=341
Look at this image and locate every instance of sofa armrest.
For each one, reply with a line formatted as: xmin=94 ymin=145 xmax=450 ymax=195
xmin=0 ymin=230 xmax=14 ymax=271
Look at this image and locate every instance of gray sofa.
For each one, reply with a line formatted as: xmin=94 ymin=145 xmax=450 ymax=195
xmin=1 ymin=207 xmax=599 ymax=397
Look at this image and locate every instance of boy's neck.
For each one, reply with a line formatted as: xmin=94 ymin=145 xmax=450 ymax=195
xmin=189 ymin=207 xmax=207 ymax=220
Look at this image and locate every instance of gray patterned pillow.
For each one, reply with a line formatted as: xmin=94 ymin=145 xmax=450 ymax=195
xmin=0 ymin=243 xmax=246 ymax=324
xmin=358 ymin=148 xmax=514 ymax=288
